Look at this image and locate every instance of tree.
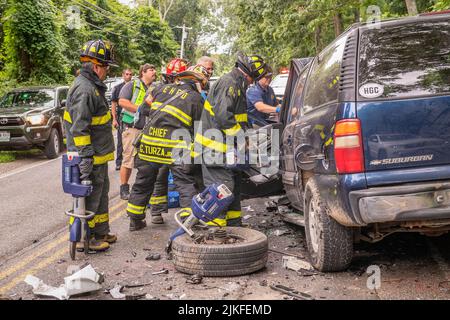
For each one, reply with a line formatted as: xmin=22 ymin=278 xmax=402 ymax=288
xmin=2 ymin=0 xmax=69 ymax=84
xmin=405 ymin=0 xmax=419 ymax=15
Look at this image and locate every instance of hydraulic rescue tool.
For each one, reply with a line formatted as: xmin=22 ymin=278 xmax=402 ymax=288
xmin=62 ymin=153 xmax=94 ymax=260
xmin=166 ymin=184 xmax=234 ymax=252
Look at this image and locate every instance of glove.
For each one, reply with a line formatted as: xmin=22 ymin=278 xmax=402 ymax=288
xmin=276 ymin=106 xmax=281 ymax=113
xmin=79 ymin=157 xmax=94 ymax=181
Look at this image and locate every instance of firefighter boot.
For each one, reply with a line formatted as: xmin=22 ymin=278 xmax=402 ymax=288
xmin=120 ymin=184 xmax=130 ymax=200
xmin=76 ymin=237 xmax=110 ymax=252
xmin=95 ymin=233 xmax=118 ymax=244
xmin=129 ymin=219 xmax=147 ymax=231
xmin=151 ymin=215 xmax=164 ymax=224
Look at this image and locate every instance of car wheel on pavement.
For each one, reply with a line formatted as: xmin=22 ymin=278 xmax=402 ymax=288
xmin=171 ymin=227 xmax=268 ymax=277
xmin=44 ymin=128 xmax=60 ymax=159
xmin=304 ymin=178 xmax=353 ymax=272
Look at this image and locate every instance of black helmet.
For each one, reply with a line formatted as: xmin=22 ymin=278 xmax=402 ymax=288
xmin=235 ymin=52 xmax=268 ymax=81
xmin=80 ymin=39 xmax=118 ymax=67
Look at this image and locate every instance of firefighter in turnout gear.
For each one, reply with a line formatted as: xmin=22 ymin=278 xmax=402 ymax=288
xmin=134 ymin=59 xmax=190 ymax=225
xmin=64 ymin=39 xmax=118 ymax=251
xmin=194 ymin=53 xmax=268 ymax=227
xmin=126 ymin=66 xmax=208 ymax=231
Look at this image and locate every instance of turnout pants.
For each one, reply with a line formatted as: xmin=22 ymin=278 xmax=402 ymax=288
xmin=70 ymin=163 xmax=110 ymax=236
xmin=147 ymin=165 xmax=169 ymax=217
xmin=115 ymin=124 xmax=123 ymax=167
xmin=201 ymin=165 xmax=242 ymax=227
xmin=127 ymin=158 xmax=201 ymax=221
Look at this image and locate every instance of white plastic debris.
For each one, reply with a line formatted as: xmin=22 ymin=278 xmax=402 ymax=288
xmin=274 ymin=229 xmax=289 ymax=236
xmin=24 ymin=264 xmax=103 ymax=300
xmin=282 ymin=256 xmax=314 ymax=271
xmin=243 ymin=214 xmax=253 ymax=221
xmin=109 ymin=285 xmax=126 ymax=299
xmin=243 ymin=206 xmax=254 ymax=212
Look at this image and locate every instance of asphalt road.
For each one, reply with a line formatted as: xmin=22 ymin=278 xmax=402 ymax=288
xmin=1 ymin=153 xmax=450 ymax=301
xmin=0 ymin=152 xmax=123 ymax=260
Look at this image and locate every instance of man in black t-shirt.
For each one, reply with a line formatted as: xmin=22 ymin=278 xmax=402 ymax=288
xmin=111 ymin=68 xmax=133 ymax=170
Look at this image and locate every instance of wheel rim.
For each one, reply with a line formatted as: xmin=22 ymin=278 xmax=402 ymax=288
xmin=308 ymin=197 xmax=320 ymax=253
xmin=54 ymin=133 xmax=60 ymax=153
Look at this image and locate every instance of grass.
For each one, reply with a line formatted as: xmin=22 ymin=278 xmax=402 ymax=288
xmin=0 ymin=152 xmax=16 ymax=163
xmin=0 ymin=149 xmax=43 ymax=163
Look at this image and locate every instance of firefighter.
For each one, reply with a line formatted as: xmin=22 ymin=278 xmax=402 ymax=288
xmin=64 ymin=39 xmax=118 ymax=251
xmin=194 ymin=53 xmax=268 ymax=227
xmin=126 ymin=65 xmax=209 ymax=231
xmin=134 ymin=59 xmax=190 ymax=225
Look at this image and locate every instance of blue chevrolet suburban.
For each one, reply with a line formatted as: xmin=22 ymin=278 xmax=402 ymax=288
xmin=273 ymin=11 xmax=450 ymax=271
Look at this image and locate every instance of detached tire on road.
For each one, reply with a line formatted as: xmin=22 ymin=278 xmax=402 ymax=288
xmin=44 ymin=128 xmax=60 ymax=159
xmin=304 ymin=178 xmax=353 ymax=272
xmin=172 ymin=227 xmax=268 ymax=277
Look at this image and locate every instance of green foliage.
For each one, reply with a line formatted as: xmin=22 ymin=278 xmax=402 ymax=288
xmin=219 ymin=0 xmax=443 ymax=71
xmin=2 ymin=0 xmax=69 ymax=84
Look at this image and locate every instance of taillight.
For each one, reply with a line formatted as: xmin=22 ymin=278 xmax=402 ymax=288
xmin=334 ymin=119 xmax=365 ymax=174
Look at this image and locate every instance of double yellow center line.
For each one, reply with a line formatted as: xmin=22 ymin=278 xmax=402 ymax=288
xmin=0 ymin=200 xmax=127 ymax=295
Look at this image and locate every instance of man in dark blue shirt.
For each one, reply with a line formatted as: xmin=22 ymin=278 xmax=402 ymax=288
xmin=246 ymin=66 xmax=281 ymax=127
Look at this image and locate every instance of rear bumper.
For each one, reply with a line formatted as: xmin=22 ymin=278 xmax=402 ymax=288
xmin=349 ymin=181 xmax=450 ymax=224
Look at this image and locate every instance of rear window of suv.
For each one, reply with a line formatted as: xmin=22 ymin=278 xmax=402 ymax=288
xmin=358 ymin=20 xmax=450 ymax=100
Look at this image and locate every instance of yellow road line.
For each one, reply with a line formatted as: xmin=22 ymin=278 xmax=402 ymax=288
xmin=0 ymin=200 xmax=126 ymax=285
xmin=0 ymin=207 xmax=125 ymax=295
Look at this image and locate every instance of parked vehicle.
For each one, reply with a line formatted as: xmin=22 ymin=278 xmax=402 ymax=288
xmin=271 ymin=73 xmax=289 ymax=101
xmin=104 ymin=77 xmax=123 ymax=106
xmin=0 ymin=86 xmax=68 ymax=159
xmin=265 ymin=12 xmax=450 ymax=272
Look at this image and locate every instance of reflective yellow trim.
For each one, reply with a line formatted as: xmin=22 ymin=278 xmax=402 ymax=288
xmin=204 ymin=100 xmax=215 ymax=116
xmin=98 ymin=48 xmax=105 ymax=55
xmin=194 ymin=133 xmax=227 ymax=153
xmin=127 ymin=203 xmax=146 ymax=215
xmin=91 ymin=112 xmax=111 ymax=125
xmin=179 ymin=208 xmax=192 ymax=217
xmin=93 ymin=152 xmax=114 ymax=165
xmin=162 ymin=108 xmax=191 ymax=126
xmin=74 ymin=135 xmax=91 ymax=146
xmin=63 ymin=111 xmax=72 ymax=123
xmin=138 ymin=154 xmax=174 ymax=164
xmin=206 ymin=219 xmax=227 ymax=227
xmin=226 ymin=211 xmax=242 ymax=220
xmin=223 ymin=123 xmax=242 ymax=136
xmin=234 ymin=114 xmax=248 ymax=122
xmin=64 ymin=111 xmax=111 ymax=126
xmin=151 ymin=102 xmax=192 ymax=126
xmin=141 ymin=135 xmax=188 ymax=149
xmin=88 ymin=219 xmax=95 ymax=228
xmin=149 ymin=195 xmax=168 ymax=205
xmin=89 ymin=46 xmax=97 ymax=53
xmin=325 ymin=137 xmax=333 ymax=146
xmin=94 ymin=213 xmax=109 ymax=224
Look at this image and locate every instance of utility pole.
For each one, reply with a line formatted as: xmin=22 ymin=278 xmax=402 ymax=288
xmin=174 ymin=24 xmax=192 ymax=59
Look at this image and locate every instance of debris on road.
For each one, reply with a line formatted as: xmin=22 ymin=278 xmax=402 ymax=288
xmin=439 ymin=281 xmax=450 ymax=292
xmin=259 ymin=280 xmax=268 ymax=287
xmin=243 ymin=214 xmax=253 ymax=221
xmin=109 ymin=285 xmax=126 ymax=299
xmin=277 ymin=206 xmax=293 ymax=214
xmin=270 ymin=284 xmax=314 ymax=300
xmin=57 ymin=259 xmax=66 ymax=264
xmin=282 ymin=256 xmax=314 ymax=272
xmin=145 ymin=294 xmax=159 ymax=300
xmin=243 ymin=205 xmax=254 ymax=212
xmin=125 ymin=282 xmax=153 ymax=289
xmin=268 ymin=248 xmax=305 ymax=259
xmin=145 ymin=253 xmax=161 ymax=261
xmin=264 ymin=201 xmax=278 ymax=212
xmin=125 ymin=293 xmax=146 ymax=300
xmin=131 ymin=251 xmax=137 ymax=258
xmin=152 ymin=268 xmax=169 ymax=275
xmin=25 ymin=264 xmax=103 ymax=300
xmin=186 ymin=274 xmax=203 ymax=285
xmin=273 ymin=229 xmax=289 ymax=236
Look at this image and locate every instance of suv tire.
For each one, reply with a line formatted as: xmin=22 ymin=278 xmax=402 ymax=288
xmin=304 ymin=178 xmax=353 ymax=271
xmin=44 ymin=128 xmax=60 ymax=159
xmin=171 ymin=227 xmax=268 ymax=277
